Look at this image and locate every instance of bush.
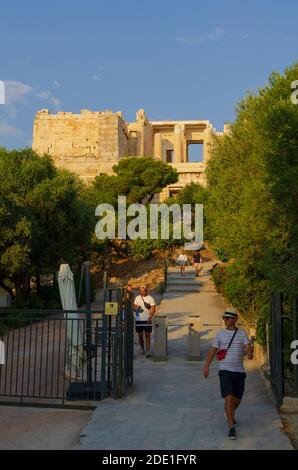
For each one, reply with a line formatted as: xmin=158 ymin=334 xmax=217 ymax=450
xmin=215 ymin=248 xmax=229 ymax=263
xmin=128 ymin=239 xmax=155 ymax=261
xmin=211 ymin=265 xmax=226 ymax=293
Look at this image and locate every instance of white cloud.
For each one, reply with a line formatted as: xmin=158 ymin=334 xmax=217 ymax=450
xmin=207 ymin=28 xmax=225 ymax=40
xmin=97 ymin=65 xmax=105 ymax=70
xmin=4 ymin=80 xmax=34 ymax=105
xmin=53 ymin=80 xmax=61 ymax=88
xmin=36 ymin=89 xmax=62 ymax=109
xmin=0 ymin=122 xmax=23 ymax=138
xmin=176 ymin=27 xmax=225 ymax=45
xmin=1 ymin=80 xmax=62 ymax=115
xmin=176 ymin=37 xmax=203 ymax=45
xmin=91 ymin=75 xmax=99 ymax=80
xmin=242 ymin=32 xmax=251 ymax=40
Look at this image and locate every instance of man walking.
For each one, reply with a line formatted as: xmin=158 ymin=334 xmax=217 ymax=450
xmin=134 ymin=285 xmax=156 ymax=358
xmin=203 ymin=308 xmax=253 ymax=440
xmin=193 ymin=250 xmax=202 ymax=277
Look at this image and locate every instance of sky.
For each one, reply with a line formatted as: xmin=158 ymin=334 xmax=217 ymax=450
xmin=0 ymin=0 xmax=298 ymax=149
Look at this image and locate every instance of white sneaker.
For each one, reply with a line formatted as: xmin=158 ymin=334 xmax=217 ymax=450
xmin=225 ymin=412 xmax=238 ymax=428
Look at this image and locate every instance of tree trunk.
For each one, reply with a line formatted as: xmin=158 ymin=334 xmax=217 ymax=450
xmin=24 ymin=271 xmax=31 ymax=294
xmin=14 ymin=275 xmax=23 ymax=299
xmin=36 ymin=273 xmax=41 ymax=295
xmin=0 ymin=279 xmax=15 ymax=300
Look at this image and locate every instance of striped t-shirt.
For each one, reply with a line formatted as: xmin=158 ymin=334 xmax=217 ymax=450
xmin=212 ymin=328 xmax=250 ymax=373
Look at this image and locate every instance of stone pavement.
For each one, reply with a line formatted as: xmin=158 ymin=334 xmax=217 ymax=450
xmin=74 ymin=265 xmax=293 ymax=450
xmin=0 ymin=406 xmax=92 ymax=450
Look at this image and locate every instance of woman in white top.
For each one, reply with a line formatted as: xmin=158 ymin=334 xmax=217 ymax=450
xmin=177 ymin=252 xmax=188 ymax=276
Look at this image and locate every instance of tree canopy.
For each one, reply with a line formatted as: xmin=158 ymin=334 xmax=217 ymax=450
xmin=85 ymin=156 xmax=179 ymax=208
xmin=205 ymin=62 xmax=298 ymax=328
xmin=0 ymin=148 xmax=93 ymax=297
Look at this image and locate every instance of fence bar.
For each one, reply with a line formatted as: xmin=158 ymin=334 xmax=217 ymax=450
xmin=293 ymin=297 xmax=298 ymax=397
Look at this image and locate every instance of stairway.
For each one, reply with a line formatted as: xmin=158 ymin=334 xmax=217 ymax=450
xmin=166 ymin=263 xmax=216 ymax=293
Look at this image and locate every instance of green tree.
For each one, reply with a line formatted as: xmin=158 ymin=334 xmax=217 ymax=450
xmin=206 ymin=61 xmax=298 ymax=331
xmin=84 ymin=157 xmax=179 ymax=263
xmin=86 ymin=156 xmax=179 ymax=209
xmin=0 ymin=148 xmax=92 ymax=298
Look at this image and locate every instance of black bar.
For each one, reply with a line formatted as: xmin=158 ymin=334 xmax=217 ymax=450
xmin=45 ymin=320 xmax=50 ymax=398
xmin=27 ymin=319 xmax=33 ymax=397
xmin=293 ymin=296 xmax=298 ymax=397
xmin=50 ymin=319 xmax=56 ymax=398
xmin=9 ymin=319 xmax=16 ymax=396
xmin=56 ymin=318 xmax=62 ymax=399
xmin=20 ymin=324 xmax=27 ymax=400
xmin=85 ymin=261 xmax=93 ymax=390
xmin=38 ymin=320 xmax=44 ymax=397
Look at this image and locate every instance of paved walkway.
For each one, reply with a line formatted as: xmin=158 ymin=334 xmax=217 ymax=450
xmin=74 ymin=265 xmax=293 ymax=450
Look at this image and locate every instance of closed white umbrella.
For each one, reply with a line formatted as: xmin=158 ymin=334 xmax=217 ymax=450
xmin=58 ymin=264 xmax=85 ymax=376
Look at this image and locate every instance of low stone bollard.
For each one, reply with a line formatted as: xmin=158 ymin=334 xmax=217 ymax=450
xmin=188 ymin=315 xmax=201 ymax=361
xmin=153 ymin=315 xmax=167 ymax=361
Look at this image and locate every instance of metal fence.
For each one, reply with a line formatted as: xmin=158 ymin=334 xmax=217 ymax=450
xmin=0 ymin=288 xmax=134 ymax=408
xmin=269 ymin=292 xmax=298 ymax=406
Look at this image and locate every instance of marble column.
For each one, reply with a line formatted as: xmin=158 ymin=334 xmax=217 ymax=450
xmin=174 ymin=125 xmax=182 ymax=163
xmin=154 ymin=132 xmax=163 ymax=160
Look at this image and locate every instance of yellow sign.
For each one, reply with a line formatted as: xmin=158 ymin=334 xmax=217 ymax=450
xmin=105 ymin=302 xmax=118 ymax=315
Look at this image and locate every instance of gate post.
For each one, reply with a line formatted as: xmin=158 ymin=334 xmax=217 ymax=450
xmin=153 ymin=315 xmax=167 ymax=361
xmin=271 ymin=292 xmax=284 ymax=407
xmin=188 ymin=315 xmax=201 ymax=361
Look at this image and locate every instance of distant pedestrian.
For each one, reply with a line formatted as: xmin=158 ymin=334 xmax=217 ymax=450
xmin=193 ymin=250 xmax=202 ymax=277
xmin=134 ymin=285 xmax=156 ymax=358
xmin=203 ymin=308 xmax=253 ymax=440
xmin=177 ymin=252 xmax=188 ymax=276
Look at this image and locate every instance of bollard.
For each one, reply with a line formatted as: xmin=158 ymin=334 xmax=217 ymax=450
xmin=153 ymin=315 xmax=167 ymax=361
xmin=188 ymin=315 xmax=201 ymax=361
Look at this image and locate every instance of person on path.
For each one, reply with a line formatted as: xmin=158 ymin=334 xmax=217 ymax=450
xmin=177 ymin=251 xmax=188 ymax=276
xmin=193 ymin=250 xmax=202 ymax=277
xmin=133 ymin=285 xmax=156 ymax=358
xmin=203 ymin=308 xmax=253 ymax=440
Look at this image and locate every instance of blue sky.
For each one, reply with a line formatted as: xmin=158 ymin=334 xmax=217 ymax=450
xmin=0 ymin=0 xmax=297 ymax=148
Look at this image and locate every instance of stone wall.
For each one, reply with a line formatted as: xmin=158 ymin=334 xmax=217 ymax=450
xmin=32 ymin=109 xmax=130 ymax=182
xmin=32 ymin=107 xmax=222 ymax=191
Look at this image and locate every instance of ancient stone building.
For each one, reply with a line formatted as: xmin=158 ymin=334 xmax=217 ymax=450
xmin=32 ymin=108 xmax=222 ymax=198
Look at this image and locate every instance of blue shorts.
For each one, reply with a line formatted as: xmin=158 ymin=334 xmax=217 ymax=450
xmin=219 ymin=370 xmax=246 ymax=399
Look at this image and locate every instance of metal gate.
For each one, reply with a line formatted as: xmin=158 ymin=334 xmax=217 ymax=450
xmin=0 ymin=287 xmax=134 ymax=407
xmin=269 ymin=292 xmax=298 ymax=407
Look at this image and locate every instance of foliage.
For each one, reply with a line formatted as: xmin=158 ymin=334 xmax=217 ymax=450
xmin=0 ymin=148 xmax=93 ymax=300
xmin=86 ymin=157 xmax=179 ymax=209
xmin=207 ymin=62 xmax=298 ymax=342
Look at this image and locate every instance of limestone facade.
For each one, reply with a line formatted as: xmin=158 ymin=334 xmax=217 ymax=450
xmin=32 ymin=108 xmax=221 ymax=195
